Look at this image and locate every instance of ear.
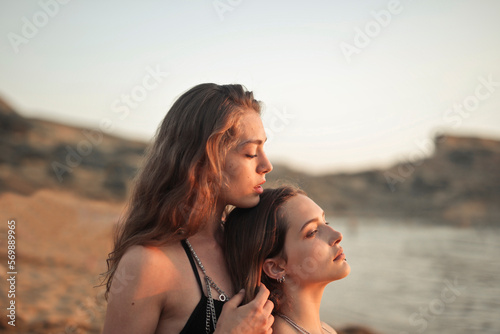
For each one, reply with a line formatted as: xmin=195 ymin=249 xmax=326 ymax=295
xmin=263 ymin=257 xmax=286 ymax=280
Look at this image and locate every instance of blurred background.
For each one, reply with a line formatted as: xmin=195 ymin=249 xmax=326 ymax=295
xmin=1 ymin=1 xmax=499 ymax=333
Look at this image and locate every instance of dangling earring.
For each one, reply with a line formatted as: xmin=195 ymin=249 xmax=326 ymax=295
xmin=277 ymin=275 xmax=285 ymax=283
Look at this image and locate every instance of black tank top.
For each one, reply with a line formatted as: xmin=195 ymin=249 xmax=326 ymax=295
xmin=180 ymin=240 xmax=225 ymax=334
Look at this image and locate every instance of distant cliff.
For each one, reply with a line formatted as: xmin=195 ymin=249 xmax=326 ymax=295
xmin=0 ymin=96 xmax=147 ymax=201
xmin=1 ymin=96 xmax=499 ymax=225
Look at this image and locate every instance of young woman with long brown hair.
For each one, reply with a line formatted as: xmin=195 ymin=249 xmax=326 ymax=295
xmin=224 ymin=186 xmax=351 ymax=334
xmin=102 ymin=83 xmax=274 ymax=333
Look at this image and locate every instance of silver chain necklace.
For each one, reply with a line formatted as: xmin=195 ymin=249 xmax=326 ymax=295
xmin=185 ymin=239 xmax=229 ymax=333
xmin=277 ymin=313 xmax=332 ymax=334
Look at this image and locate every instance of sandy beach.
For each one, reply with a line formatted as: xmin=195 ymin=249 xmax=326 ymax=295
xmin=0 ymin=189 xmax=123 ymax=333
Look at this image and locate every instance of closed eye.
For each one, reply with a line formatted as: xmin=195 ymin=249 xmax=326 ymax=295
xmin=306 ymin=229 xmax=318 ymax=238
xmin=246 ymin=154 xmax=257 ymax=158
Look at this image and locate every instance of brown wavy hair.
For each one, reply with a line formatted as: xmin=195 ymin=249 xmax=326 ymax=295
xmin=224 ymin=186 xmax=305 ymax=311
xmin=103 ymin=83 xmax=261 ymax=299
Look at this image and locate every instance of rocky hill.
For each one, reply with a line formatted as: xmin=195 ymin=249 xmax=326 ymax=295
xmin=267 ymin=134 xmax=500 ymax=226
xmin=1 ymin=96 xmax=499 ymax=226
xmin=0 ymin=97 xmax=147 ymax=201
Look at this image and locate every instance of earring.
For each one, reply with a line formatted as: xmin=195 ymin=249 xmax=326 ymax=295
xmin=277 ymin=275 xmax=285 ymax=283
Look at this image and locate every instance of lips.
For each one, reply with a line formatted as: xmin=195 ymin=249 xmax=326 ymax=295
xmin=254 ymin=181 xmax=265 ymax=194
xmin=334 ymin=248 xmax=345 ymax=261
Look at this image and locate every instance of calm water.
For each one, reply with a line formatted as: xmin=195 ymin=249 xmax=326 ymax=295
xmin=319 ymin=218 xmax=500 ymax=334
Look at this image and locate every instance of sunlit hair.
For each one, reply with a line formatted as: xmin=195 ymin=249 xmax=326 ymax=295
xmin=103 ymin=83 xmax=261 ymax=299
xmin=224 ymin=186 xmax=305 ymax=311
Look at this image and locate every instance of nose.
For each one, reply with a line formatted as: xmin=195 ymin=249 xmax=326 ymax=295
xmin=258 ymin=151 xmax=273 ymax=174
xmin=329 ymin=228 xmax=343 ymax=246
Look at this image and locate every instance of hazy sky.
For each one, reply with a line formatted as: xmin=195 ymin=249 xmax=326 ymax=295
xmin=1 ymin=0 xmax=499 ymax=173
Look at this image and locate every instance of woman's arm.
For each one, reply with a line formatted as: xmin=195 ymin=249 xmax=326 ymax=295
xmin=102 ymin=246 xmax=166 ymax=334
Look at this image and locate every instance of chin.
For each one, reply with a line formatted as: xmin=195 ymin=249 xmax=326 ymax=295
xmin=338 ymin=264 xmax=351 ymax=279
xmin=234 ymin=194 xmax=261 ymax=209
xmin=330 ymin=264 xmax=351 ymax=281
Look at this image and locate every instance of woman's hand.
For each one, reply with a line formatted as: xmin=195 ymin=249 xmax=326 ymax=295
xmin=215 ymin=284 xmax=274 ymax=334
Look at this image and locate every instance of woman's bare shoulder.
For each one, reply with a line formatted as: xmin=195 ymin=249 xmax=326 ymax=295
xmin=103 ymin=243 xmax=187 ymax=333
xmin=119 ymin=243 xmax=185 ymax=286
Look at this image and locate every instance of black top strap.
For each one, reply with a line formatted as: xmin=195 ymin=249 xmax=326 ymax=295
xmin=181 ymin=240 xmax=204 ymax=292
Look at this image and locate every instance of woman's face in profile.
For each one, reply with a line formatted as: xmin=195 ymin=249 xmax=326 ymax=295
xmin=281 ymin=194 xmax=350 ymax=284
xmin=221 ymin=110 xmax=273 ymax=208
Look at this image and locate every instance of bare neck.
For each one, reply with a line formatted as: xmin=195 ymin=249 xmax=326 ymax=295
xmin=278 ymin=284 xmax=327 ymax=334
xmin=188 ymin=200 xmax=226 ymax=245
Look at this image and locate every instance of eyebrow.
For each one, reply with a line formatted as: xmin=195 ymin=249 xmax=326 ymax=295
xmin=299 ymin=211 xmax=326 ymax=232
xmin=237 ymin=138 xmax=267 ymax=148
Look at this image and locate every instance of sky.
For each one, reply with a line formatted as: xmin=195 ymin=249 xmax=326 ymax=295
xmin=1 ymin=0 xmax=499 ymax=174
